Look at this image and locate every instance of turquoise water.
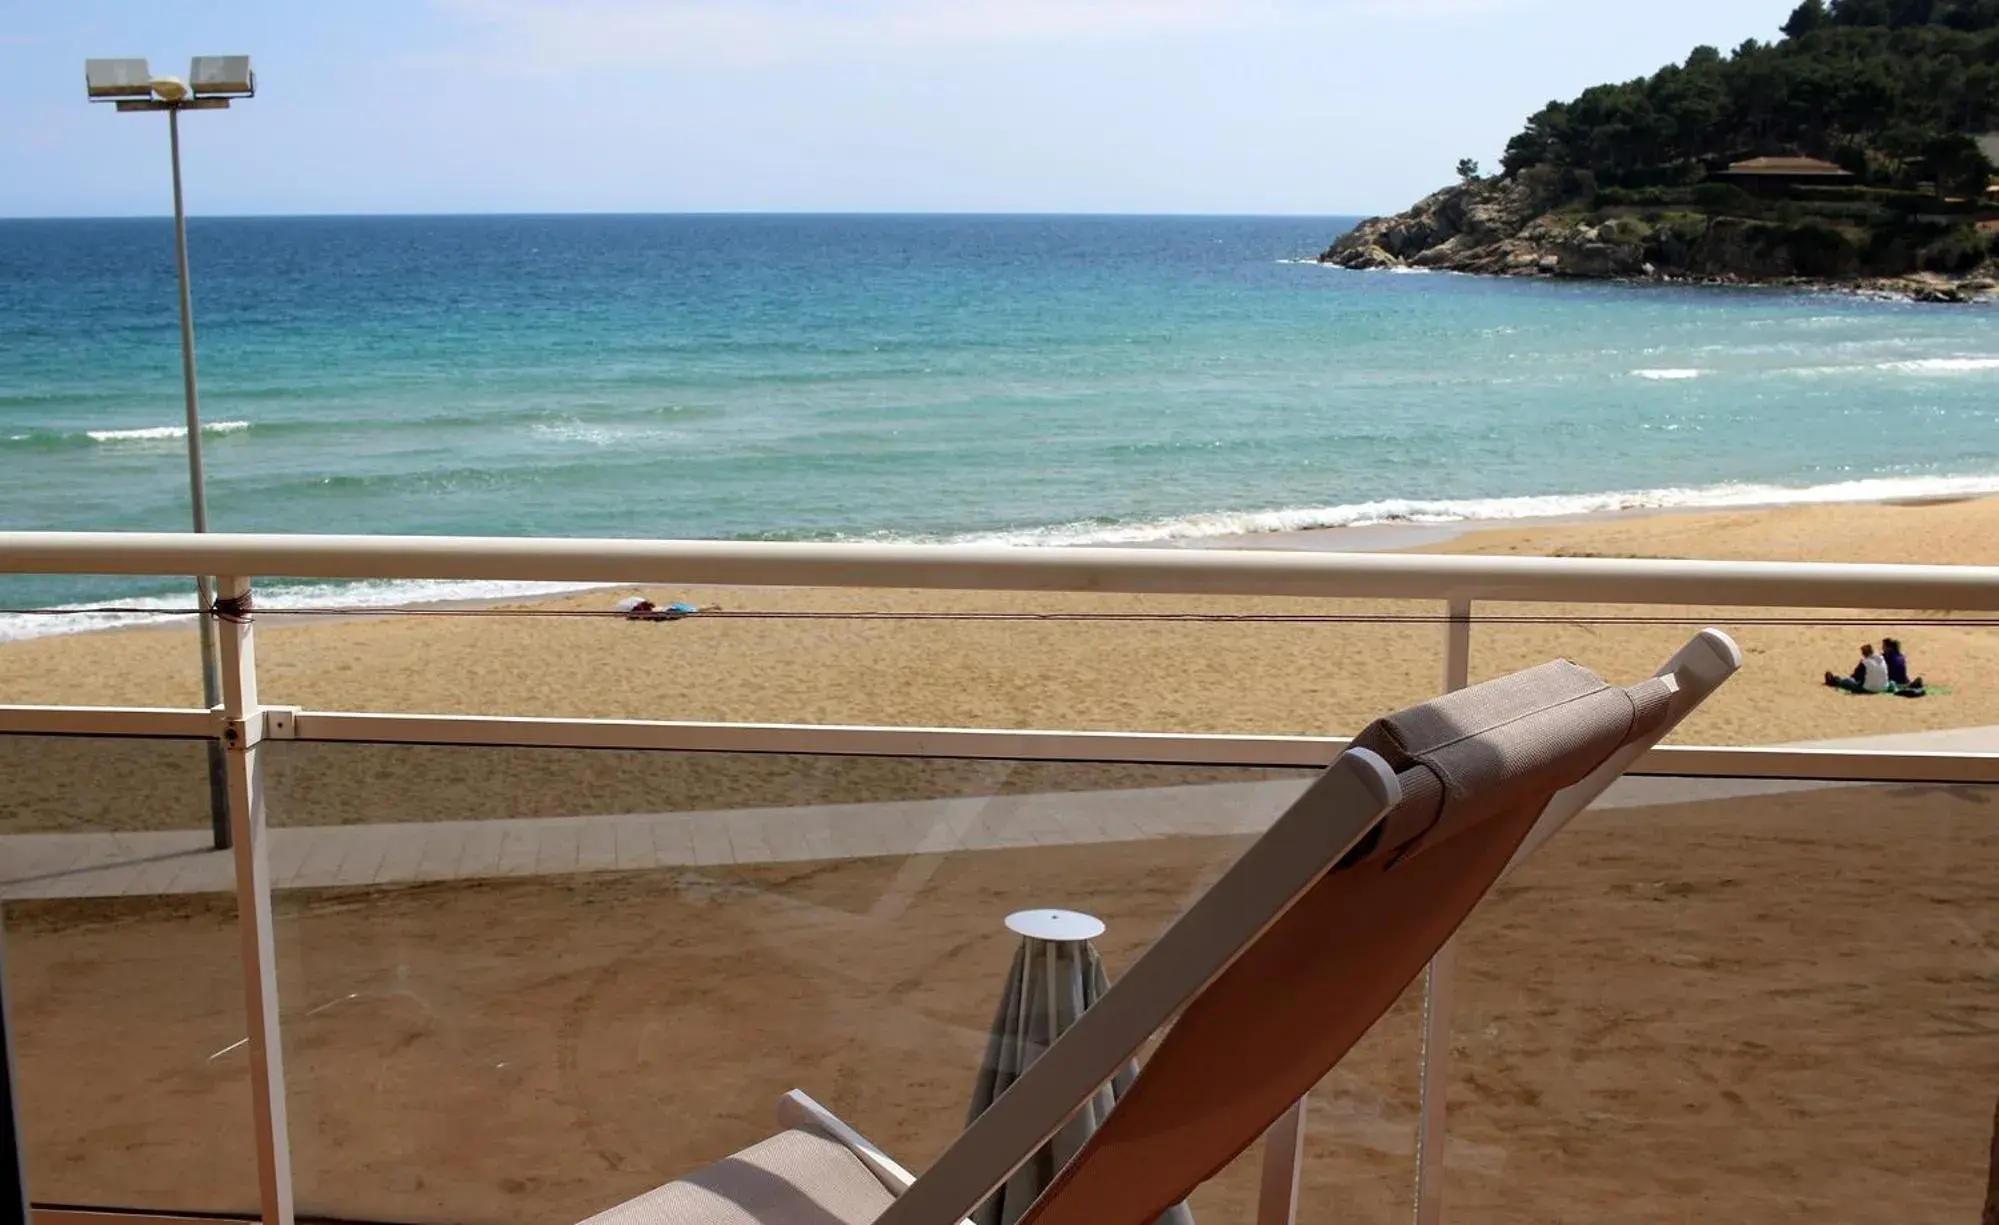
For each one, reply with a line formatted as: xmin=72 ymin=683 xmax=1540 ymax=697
xmin=3 ymin=213 xmax=1998 ymax=630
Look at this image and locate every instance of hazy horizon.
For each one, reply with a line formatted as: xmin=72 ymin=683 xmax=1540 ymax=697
xmin=0 ymin=209 xmax=1367 ymax=221
xmin=5 ymin=1 xmax=1802 ymax=220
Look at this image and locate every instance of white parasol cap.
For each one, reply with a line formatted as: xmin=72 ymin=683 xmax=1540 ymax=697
xmin=1005 ymin=908 xmax=1105 ymax=943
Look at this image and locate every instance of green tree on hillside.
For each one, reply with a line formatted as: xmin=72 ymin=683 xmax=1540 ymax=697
xmin=1498 ymin=0 xmax=1999 ymax=189
xmin=1924 ymin=131 xmax=1997 ymax=195
xmin=1783 ymin=0 xmax=1829 ymax=36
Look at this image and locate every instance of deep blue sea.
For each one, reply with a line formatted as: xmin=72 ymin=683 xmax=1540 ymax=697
xmin=4 ymin=213 xmax=1998 ymax=635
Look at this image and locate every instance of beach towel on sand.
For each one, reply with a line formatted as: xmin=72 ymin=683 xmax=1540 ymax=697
xmin=616 ymin=597 xmax=708 ymax=621
xmin=1836 ymin=684 xmax=1948 ymax=697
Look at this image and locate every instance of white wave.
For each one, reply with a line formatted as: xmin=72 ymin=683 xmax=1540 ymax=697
xmin=1631 ymin=368 xmax=1702 ymax=381
xmin=937 ymin=473 xmax=1999 ymax=547
xmin=1770 ymin=358 xmax=1999 ymax=378
xmin=1315 ymin=263 xmax=1441 ymax=275
xmin=530 ymin=420 xmax=618 ymax=446
xmin=0 ymin=577 xmax=623 ymax=644
xmin=1777 ymin=364 xmax=1870 ymax=378
xmin=1875 ymin=357 xmax=1999 ymax=374
xmin=529 ymin=420 xmax=688 ymax=447
xmin=86 ymin=421 xmax=252 ymax=443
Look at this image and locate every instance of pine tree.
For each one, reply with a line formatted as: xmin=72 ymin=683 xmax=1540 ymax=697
xmin=1783 ymin=0 xmax=1829 ymax=37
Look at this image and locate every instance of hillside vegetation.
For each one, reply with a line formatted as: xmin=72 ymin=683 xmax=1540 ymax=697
xmin=1504 ymin=0 xmax=1997 ymax=194
xmin=1324 ymin=0 xmax=1999 ymax=298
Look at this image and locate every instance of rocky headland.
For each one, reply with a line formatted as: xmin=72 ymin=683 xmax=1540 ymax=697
xmin=1321 ymin=176 xmax=1997 ymax=302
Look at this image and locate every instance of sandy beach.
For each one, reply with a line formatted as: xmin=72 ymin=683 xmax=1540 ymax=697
xmin=2 ymin=495 xmax=1996 ymax=1223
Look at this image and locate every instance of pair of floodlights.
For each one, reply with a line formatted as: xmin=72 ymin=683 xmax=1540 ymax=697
xmin=84 ymin=56 xmax=254 ymax=109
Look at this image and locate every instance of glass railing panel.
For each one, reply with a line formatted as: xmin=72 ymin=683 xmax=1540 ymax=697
xmin=261 ymin=741 xmax=1416 ymax=1224
xmin=1293 ymin=978 xmax=1424 ymax=1224
xmin=0 ymin=733 xmax=257 ymax=1215
xmin=1174 ymin=980 xmax=1423 ymax=1225
xmin=0 ymin=733 xmax=217 ymax=836
xmin=1443 ymin=777 xmax=1999 ymax=1223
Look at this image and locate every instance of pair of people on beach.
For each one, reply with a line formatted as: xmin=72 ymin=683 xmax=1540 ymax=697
xmin=1824 ymin=638 xmax=1925 ymax=697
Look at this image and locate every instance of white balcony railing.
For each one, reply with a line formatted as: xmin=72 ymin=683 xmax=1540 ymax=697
xmin=2 ymin=530 xmax=1996 ymax=1225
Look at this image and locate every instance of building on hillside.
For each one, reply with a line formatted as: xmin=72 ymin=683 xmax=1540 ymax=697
xmin=1712 ymin=156 xmax=1858 ymax=193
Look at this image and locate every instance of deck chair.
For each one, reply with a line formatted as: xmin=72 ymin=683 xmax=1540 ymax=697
xmin=579 ymin=629 xmax=1741 ymax=1225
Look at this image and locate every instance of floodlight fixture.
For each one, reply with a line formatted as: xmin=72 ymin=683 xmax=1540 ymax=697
xmin=84 ymin=58 xmax=153 ymax=99
xmin=190 ymin=56 xmax=254 ymax=98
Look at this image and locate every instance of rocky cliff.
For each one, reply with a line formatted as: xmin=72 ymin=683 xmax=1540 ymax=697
xmin=1322 ymin=177 xmax=1998 ymax=302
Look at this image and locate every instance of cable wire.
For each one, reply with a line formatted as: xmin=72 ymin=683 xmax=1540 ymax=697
xmin=5 ymin=605 xmax=1998 ymax=628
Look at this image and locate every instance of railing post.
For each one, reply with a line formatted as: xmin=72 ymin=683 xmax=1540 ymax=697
xmin=215 ymin=576 xmax=294 ymax=1225
xmin=1441 ymin=595 xmax=1472 ymax=692
xmin=1413 ymin=597 xmax=1472 ymax=1225
xmin=1256 ymin=1096 xmax=1307 ymax=1225
xmin=201 ymin=576 xmax=232 ymax=853
xmin=0 ymin=916 xmax=28 ymax=1225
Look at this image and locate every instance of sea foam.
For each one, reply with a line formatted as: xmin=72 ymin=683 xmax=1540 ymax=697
xmin=1874 ymin=356 xmax=1999 ymax=374
xmin=0 ymin=577 xmax=619 ymax=644
xmin=85 ymin=421 xmax=252 ymax=443
xmin=938 ymin=473 xmax=1999 ymax=548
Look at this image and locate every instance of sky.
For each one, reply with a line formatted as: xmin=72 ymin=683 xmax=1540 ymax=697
xmin=3 ymin=0 xmax=1802 ymax=218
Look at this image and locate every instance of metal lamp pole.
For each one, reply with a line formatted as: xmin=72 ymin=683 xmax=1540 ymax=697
xmin=166 ymin=104 xmax=230 ymax=851
xmin=87 ymin=57 xmax=255 ymax=850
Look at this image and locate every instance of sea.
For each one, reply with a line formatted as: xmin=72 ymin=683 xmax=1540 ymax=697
xmin=3 ymin=213 xmax=1998 ymax=639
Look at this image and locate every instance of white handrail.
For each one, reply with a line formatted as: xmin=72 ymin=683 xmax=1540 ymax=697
xmin=3 ymin=530 xmax=1999 ymax=608
xmin=5 ymin=704 xmax=1999 ymax=781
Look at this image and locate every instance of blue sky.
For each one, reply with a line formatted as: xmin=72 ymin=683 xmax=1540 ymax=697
xmin=5 ymin=1 xmax=1799 ymax=218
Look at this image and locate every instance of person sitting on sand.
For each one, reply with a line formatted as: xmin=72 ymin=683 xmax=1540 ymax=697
xmin=1825 ymin=643 xmax=1889 ymax=694
xmin=1880 ymin=638 xmax=1927 ymax=697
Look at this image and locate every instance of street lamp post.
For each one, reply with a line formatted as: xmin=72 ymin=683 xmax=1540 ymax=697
xmin=86 ymin=57 xmax=254 ymax=851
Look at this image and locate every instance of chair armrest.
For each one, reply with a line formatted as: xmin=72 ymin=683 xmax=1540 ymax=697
xmin=777 ymin=1088 xmax=975 ymax=1225
xmin=777 ymin=1090 xmax=915 ymax=1195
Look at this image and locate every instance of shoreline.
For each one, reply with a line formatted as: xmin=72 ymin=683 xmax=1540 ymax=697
xmin=1323 ymin=258 xmax=1999 ymax=304
xmin=1196 ymin=488 xmax=1999 ymax=554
